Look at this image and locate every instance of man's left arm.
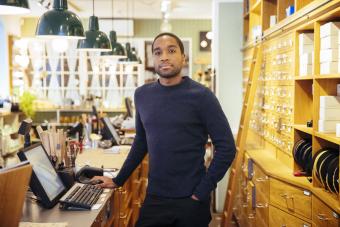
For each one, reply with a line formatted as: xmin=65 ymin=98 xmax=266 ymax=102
xmin=193 ymin=89 xmax=236 ymax=201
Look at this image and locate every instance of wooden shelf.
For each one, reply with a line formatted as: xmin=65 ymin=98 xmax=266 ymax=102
xmin=294 ymin=124 xmax=313 ymax=135
xmin=312 ymin=188 xmax=340 ymax=214
xmin=315 ymin=74 xmax=340 ymax=79
xmin=295 ymin=76 xmax=313 ymax=80
xmin=246 ymin=149 xmax=312 ymax=189
xmin=250 ymin=0 xmax=261 ymax=14
xmin=314 ymin=131 xmax=340 ymax=145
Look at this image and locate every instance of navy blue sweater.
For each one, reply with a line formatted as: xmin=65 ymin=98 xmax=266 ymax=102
xmin=113 ymin=76 xmax=235 ymax=201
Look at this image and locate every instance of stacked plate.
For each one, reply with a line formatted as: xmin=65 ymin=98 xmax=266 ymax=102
xmin=292 ymin=139 xmax=313 ymax=176
xmin=313 ymin=148 xmax=339 ymax=194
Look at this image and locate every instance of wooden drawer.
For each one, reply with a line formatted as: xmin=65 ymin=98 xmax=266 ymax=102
xmin=256 ymin=210 xmax=268 ymax=227
xmin=118 ymin=209 xmax=133 ymax=227
xmin=312 ymin=196 xmax=340 ymax=227
xmin=253 ymin=164 xmax=268 ymax=184
xmin=253 ymin=164 xmax=269 ymax=200
xmin=269 ymin=205 xmax=311 ymax=227
xmin=270 ymin=178 xmax=311 ymax=219
xmin=131 ymin=179 xmax=141 ymax=201
xmin=255 ymin=189 xmax=269 ymax=227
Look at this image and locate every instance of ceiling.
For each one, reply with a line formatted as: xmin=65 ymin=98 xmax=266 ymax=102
xmin=26 ymin=0 xmax=213 ymax=19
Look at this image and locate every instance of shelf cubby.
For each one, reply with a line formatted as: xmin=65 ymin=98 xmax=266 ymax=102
xmin=294 ymin=80 xmax=313 ymax=125
xmin=277 ymin=0 xmax=295 ymax=22
xmin=262 ymin=0 xmax=277 ymax=30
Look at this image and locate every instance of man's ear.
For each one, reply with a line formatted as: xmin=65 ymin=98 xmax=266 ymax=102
xmin=182 ymin=54 xmax=186 ymax=64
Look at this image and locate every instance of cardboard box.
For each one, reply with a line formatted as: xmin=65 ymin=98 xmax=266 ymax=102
xmin=320 ymin=96 xmax=340 ymax=108
xmin=320 ymin=49 xmax=339 ymax=62
xmin=321 ymin=35 xmax=339 ymax=49
xmin=320 ymin=21 xmax=340 ymax=38
xmin=318 ymin=120 xmax=340 ymax=133
xmin=320 ymin=61 xmax=338 ymax=74
xmin=320 ymin=107 xmax=340 ymax=120
xmin=299 ymin=64 xmax=313 ymax=76
xmin=299 ymin=44 xmax=314 ymax=55
xmin=300 ymin=52 xmax=314 ymax=65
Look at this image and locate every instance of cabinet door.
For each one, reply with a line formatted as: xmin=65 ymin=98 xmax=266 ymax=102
xmin=270 ymin=178 xmax=311 ymax=219
xmin=312 ymin=196 xmax=340 ymax=227
xmin=269 ymin=205 xmax=311 ymax=227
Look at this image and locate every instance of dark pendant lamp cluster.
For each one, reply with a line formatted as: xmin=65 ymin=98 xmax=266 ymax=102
xmin=125 ymin=42 xmax=138 ymax=62
xmin=77 ymin=0 xmax=111 ymax=52
xmin=36 ymin=0 xmax=84 ymax=39
xmin=101 ymin=0 xmax=126 ymax=58
xmin=0 ymin=0 xmax=30 ymax=15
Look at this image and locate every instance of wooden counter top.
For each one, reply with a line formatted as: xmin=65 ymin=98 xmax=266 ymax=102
xmin=76 ymin=146 xmax=131 ymax=170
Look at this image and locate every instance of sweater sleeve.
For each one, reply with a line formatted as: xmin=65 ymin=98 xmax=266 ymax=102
xmin=113 ymin=93 xmax=148 ymax=186
xmin=193 ymin=89 xmax=236 ymax=201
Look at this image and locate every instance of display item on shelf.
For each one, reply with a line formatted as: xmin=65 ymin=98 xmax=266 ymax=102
xmin=313 ymin=148 xmax=339 ymax=194
xmin=320 ymin=96 xmax=340 ymax=108
xmin=292 ymin=139 xmax=313 ymax=176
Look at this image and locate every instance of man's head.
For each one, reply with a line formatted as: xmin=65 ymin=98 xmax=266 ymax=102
xmin=151 ymin=33 xmax=185 ymax=79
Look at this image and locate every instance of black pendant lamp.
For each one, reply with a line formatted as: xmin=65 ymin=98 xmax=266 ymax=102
xmin=0 ymin=0 xmax=30 ymax=14
xmin=102 ymin=31 xmax=126 ymax=57
xmin=125 ymin=42 xmax=138 ymax=62
xmin=77 ymin=0 xmax=111 ymax=52
xmin=36 ymin=0 xmax=84 ymax=39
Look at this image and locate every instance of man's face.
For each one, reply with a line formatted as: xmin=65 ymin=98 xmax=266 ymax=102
xmin=152 ymin=35 xmax=185 ymax=78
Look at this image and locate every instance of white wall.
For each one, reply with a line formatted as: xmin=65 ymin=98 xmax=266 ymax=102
xmin=0 ymin=16 xmax=22 ymax=98
xmin=212 ymin=0 xmax=243 ymax=212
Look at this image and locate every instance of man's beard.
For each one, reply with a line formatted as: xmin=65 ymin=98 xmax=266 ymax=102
xmin=155 ymin=66 xmax=182 ymax=78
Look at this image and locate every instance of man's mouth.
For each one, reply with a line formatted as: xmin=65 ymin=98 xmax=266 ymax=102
xmin=160 ymin=64 xmax=172 ymax=70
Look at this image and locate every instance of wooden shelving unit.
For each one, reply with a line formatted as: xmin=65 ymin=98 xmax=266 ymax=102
xmin=294 ymin=124 xmax=313 ymax=135
xmin=235 ymin=0 xmax=340 ymax=226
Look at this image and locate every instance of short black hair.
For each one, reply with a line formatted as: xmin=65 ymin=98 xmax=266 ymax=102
xmin=152 ymin=32 xmax=184 ymax=54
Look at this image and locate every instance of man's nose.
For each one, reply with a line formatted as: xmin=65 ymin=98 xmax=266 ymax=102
xmin=160 ymin=52 xmax=169 ymax=61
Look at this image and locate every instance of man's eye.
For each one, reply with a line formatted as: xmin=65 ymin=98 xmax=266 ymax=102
xmin=169 ymin=49 xmax=176 ymax=53
xmin=154 ymin=51 xmax=161 ymax=56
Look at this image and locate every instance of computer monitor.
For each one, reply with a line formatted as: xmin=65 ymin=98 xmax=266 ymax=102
xmin=124 ymin=97 xmax=133 ymax=119
xmin=101 ymin=117 xmax=121 ymax=145
xmin=17 ymin=143 xmax=67 ymax=208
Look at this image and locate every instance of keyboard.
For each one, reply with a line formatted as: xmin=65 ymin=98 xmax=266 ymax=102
xmin=59 ymin=183 xmax=103 ymax=210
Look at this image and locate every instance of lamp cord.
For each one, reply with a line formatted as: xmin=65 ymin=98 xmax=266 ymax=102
xmin=112 ymin=0 xmax=114 ymax=30
xmin=92 ymin=0 xmax=95 ymax=16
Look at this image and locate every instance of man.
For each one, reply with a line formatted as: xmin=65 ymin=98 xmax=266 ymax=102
xmin=93 ymin=33 xmax=236 ymax=227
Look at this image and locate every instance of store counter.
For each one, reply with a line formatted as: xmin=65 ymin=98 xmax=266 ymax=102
xmin=21 ymin=146 xmax=132 ymax=227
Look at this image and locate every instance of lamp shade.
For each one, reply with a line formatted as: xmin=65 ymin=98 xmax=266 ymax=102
xmin=0 ymin=0 xmax=30 ymax=15
xmin=125 ymin=42 xmax=138 ymax=62
xmin=101 ymin=31 xmax=126 ymax=58
xmin=77 ymin=16 xmax=111 ymax=52
xmin=36 ymin=0 xmax=84 ymax=39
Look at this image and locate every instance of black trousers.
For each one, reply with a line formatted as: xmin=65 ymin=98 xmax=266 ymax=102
xmin=135 ymin=194 xmax=212 ymax=227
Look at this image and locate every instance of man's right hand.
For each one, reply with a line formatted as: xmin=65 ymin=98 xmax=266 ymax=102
xmin=91 ymin=176 xmax=118 ymax=189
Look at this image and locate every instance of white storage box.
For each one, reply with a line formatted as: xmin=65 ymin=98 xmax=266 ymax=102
xmin=300 ymin=52 xmax=314 ymax=65
xmin=320 ymin=96 xmax=340 ymax=108
xmin=299 ymin=33 xmax=314 ymax=46
xmin=318 ymin=120 xmax=340 ymax=133
xmin=320 ymin=107 xmax=340 ymax=120
xmin=299 ymin=44 xmax=314 ymax=55
xmin=300 ymin=64 xmax=313 ymax=76
xmin=320 ymin=61 xmax=338 ymax=74
xmin=320 ymin=49 xmax=339 ymax=62
xmin=321 ymin=35 xmax=339 ymax=50
xmin=320 ymin=22 xmax=340 ymax=38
